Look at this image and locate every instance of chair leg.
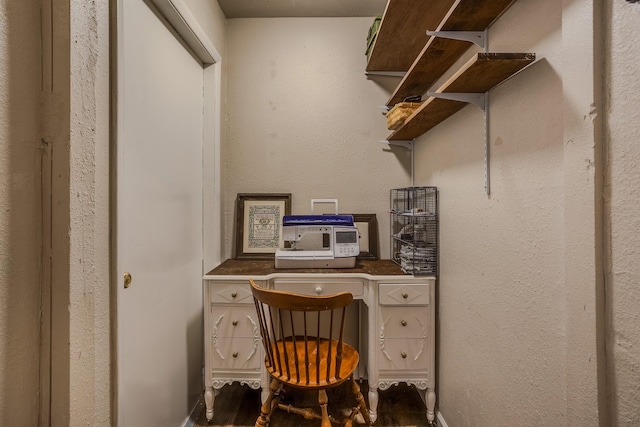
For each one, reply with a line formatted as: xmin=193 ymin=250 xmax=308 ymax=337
xmin=350 ymin=377 xmax=371 ymax=425
xmin=318 ymin=389 xmax=331 ymax=427
xmin=255 ymin=378 xmax=280 ymax=427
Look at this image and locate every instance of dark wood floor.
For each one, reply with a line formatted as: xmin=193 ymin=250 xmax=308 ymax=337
xmin=194 ymin=381 xmax=431 ymax=427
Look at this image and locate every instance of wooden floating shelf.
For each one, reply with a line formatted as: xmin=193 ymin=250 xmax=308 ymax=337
xmin=388 ymin=52 xmax=535 ymax=141
xmin=365 ymin=0 xmax=455 ymax=73
xmin=386 ymin=0 xmax=517 ymax=106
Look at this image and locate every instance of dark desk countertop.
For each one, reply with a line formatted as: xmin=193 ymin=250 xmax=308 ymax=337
xmin=206 ymin=259 xmax=411 ymax=277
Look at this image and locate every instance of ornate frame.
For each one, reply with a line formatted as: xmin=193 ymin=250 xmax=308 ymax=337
xmin=234 ymin=193 xmax=291 ymax=259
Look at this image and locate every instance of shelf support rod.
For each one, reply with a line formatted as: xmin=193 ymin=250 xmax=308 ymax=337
xmin=380 ymin=140 xmax=415 ymax=186
xmin=426 ymin=92 xmax=486 ymax=110
xmin=484 ymin=92 xmax=491 ymax=195
xmin=426 ymin=30 xmax=486 ymax=49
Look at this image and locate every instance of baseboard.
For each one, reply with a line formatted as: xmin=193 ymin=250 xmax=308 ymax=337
xmin=183 ymin=398 xmax=204 ymax=427
xmin=436 ymin=410 xmax=449 ymax=427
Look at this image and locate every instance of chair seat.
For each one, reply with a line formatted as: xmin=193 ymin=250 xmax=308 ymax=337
xmin=266 ymin=337 xmax=359 ymax=390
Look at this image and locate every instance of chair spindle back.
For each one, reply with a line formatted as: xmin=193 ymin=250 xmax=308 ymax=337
xmin=250 ymin=279 xmax=354 ymax=386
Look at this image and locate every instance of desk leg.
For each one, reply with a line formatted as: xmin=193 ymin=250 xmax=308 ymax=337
xmin=426 ymin=388 xmax=436 ymax=426
xmin=261 ymin=365 xmax=270 ymax=404
xmin=204 ymin=386 xmax=215 ymax=422
xmin=368 ymin=387 xmax=379 ymax=423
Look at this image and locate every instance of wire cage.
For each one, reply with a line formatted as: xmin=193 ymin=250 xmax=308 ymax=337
xmin=390 ymin=187 xmax=438 ymax=275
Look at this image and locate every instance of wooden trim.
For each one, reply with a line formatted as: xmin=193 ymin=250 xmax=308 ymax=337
xmin=145 ymin=0 xmax=222 ymax=64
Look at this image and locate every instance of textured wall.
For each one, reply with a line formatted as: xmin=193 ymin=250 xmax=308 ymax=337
xmin=412 ymin=0 xmax=601 ymax=424
xmin=605 ymin=0 xmax=640 ymax=424
xmin=224 ymin=17 xmax=411 ymax=260
xmin=0 ymin=1 xmax=42 ymax=425
xmin=64 ymin=0 xmax=111 ymax=425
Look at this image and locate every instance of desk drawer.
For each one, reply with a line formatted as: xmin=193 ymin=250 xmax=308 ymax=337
xmin=378 ymin=338 xmax=429 ymax=371
xmin=379 ymin=307 xmax=429 ymax=339
xmin=210 ymin=306 xmax=259 ymax=338
xmin=210 ymin=337 xmax=261 ymax=370
xmin=208 ymin=282 xmax=253 ymax=304
xmin=273 ymin=280 xmax=364 ymax=298
xmin=379 ymin=283 xmax=429 ymax=306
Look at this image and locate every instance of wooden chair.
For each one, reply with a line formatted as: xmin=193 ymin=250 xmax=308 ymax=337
xmin=249 ymin=278 xmax=371 ymax=427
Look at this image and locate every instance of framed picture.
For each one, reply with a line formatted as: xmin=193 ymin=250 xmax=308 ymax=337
xmin=235 ymin=193 xmax=291 ymax=259
xmin=348 ymin=214 xmax=379 ymax=260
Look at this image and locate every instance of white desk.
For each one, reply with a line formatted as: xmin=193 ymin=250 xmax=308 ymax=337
xmin=203 ymin=259 xmax=436 ymax=424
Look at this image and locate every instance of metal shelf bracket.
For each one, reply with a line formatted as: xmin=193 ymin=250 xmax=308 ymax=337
xmin=427 ymin=29 xmax=487 ymax=50
xmin=426 ymin=92 xmax=486 ymax=110
xmin=379 ymin=140 xmax=413 ymax=150
xmin=380 ymin=140 xmax=416 ymax=186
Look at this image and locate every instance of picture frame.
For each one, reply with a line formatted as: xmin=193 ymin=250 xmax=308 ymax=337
xmin=235 ymin=193 xmax=291 ymax=259
xmin=348 ymin=213 xmax=379 ymax=260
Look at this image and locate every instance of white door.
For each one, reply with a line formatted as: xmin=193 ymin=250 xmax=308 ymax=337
xmin=116 ymin=0 xmax=218 ymax=424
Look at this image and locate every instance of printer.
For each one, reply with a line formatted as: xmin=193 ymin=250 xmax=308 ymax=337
xmin=275 ymin=200 xmax=360 ymax=269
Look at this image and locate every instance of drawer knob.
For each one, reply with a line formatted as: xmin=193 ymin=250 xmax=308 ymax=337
xmin=401 ymin=320 xmax=407 ymax=326
xmin=232 ymin=352 xmax=238 ymax=358
xmin=231 ymin=292 xmax=238 ymax=298
xmin=401 ymin=351 xmax=407 ymax=359
xmin=402 ymin=292 xmax=408 ymax=299
xmin=232 ymin=320 xmax=238 ymax=326
xmin=315 ymin=287 xmax=323 ymax=295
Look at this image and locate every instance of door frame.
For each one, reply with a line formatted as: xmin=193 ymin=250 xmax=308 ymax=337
xmin=113 ymin=0 xmax=222 ymax=423
xmin=141 ymin=0 xmax=223 ymax=269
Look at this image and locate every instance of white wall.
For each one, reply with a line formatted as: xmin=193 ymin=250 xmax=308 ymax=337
xmin=415 ymin=2 xmax=569 ymax=423
xmin=0 ymin=1 xmax=42 ymax=425
xmin=223 ymin=17 xmax=412 ymax=260
xmin=605 ymin=0 xmax=640 ymax=424
xmin=223 ymin=6 xmax=640 ymax=425
xmin=183 ymin=0 xmax=227 ymax=271
xmin=410 ymin=0 xmax=639 ymax=424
